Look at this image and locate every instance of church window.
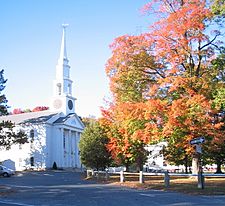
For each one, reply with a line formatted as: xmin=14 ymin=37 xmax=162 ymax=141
xmin=30 ymin=129 xmax=34 ymax=143
xmin=30 ymin=129 xmax=35 ymax=150
xmin=57 ymin=83 xmax=62 ymax=95
xmin=19 ymin=158 xmax=22 ymax=167
xmin=30 ymin=157 xmax=34 ymax=167
xmin=68 ymin=84 xmax=71 ymax=95
xmin=19 ymin=144 xmax=22 ymax=150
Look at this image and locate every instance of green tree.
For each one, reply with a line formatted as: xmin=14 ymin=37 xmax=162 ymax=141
xmin=0 ymin=70 xmax=27 ymax=149
xmin=0 ymin=70 xmax=8 ymax=115
xmin=0 ymin=121 xmax=27 ymax=150
xmin=205 ymin=86 xmax=225 ymax=173
xmin=211 ymin=0 xmax=225 ymax=19
xmin=163 ymin=138 xmax=192 ymax=173
xmin=79 ymin=121 xmax=111 ymax=170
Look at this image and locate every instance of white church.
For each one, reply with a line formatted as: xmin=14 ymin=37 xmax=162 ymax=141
xmin=0 ymin=25 xmax=85 ymax=171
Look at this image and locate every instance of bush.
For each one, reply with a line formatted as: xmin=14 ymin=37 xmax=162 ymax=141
xmin=52 ymin=162 xmax=57 ymax=170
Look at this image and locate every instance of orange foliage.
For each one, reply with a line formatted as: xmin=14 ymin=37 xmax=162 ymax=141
xmin=103 ymin=0 xmax=224 ymax=164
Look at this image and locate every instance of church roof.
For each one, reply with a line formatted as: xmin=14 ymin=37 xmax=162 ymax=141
xmin=0 ymin=110 xmax=85 ymax=130
xmin=53 ymin=113 xmax=85 ymax=128
xmin=53 ymin=113 xmax=74 ymax=124
xmin=0 ymin=110 xmax=58 ymax=124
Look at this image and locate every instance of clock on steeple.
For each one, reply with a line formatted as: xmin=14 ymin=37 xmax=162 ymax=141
xmin=51 ymin=24 xmax=76 ymax=115
xmin=68 ymin=100 xmax=73 ymax=110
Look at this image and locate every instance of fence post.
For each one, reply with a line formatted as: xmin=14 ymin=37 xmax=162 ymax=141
xmin=120 ymin=170 xmax=125 ymax=183
xmin=139 ymin=171 xmax=144 ymax=184
xmin=105 ymin=170 xmax=109 ymax=180
xmin=164 ymin=171 xmax=170 ymax=188
xmin=197 ymin=170 xmax=205 ymax=189
xmin=86 ymin=169 xmax=93 ymax=178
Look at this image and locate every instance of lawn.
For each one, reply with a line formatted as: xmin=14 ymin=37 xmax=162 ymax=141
xmin=88 ymin=173 xmax=225 ymax=195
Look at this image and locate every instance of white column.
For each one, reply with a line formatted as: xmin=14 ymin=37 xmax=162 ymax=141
xmin=57 ymin=128 xmax=63 ymax=168
xmin=76 ymin=132 xmax=81 ymax=168
xmin=74 ymin=132 xmax=78 ymax=167
xmin=71 ymin=131 xmax=76 ymax=168
xmin=64 ymin=129 xmax=68 ymax=168
xmin=68 ymin=130 xmax=72 ymax=167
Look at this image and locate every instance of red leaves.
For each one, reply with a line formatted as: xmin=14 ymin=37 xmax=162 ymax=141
xmin=32 ymin=106 xmax=49 ymax=112
xmin=12 ymin=108 xmax=24 ymax=114
xmin=12 ymin=106 xmax=49 ymax=114
xmin=142 ymin=0 xmax=213 ymax=73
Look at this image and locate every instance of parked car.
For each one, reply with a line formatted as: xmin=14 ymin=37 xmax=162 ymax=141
xmin=0 ymin=165 xmax=15 ymax=177
xmin=144 ymin=165 xmax=166 ymax=173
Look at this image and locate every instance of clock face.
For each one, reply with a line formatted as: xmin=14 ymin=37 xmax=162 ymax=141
xmin=53 ymin=99 xmax=62 ymax=109
xmin=68 ymin=100 xmax=73 ymax=110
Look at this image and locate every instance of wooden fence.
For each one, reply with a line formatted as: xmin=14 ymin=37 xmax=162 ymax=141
xmin=86 ymin=169 xmax=225 ymax=189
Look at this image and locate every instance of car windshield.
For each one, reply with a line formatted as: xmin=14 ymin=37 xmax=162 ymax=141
xmin=0 ymin=166 xmax=9 ymax=170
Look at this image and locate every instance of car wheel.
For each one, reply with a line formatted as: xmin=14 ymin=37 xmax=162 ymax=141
xmin=3 ymin=172 xmax=10 ymax=177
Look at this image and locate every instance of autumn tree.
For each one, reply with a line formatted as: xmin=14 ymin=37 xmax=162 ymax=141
xmin=140 ymin=0 xmax=225 ymax=173
xmin=12 ymin=106 xmax=49 ymax=114
xmin=12 ymin=108 xmax=24 ymax=114
xmin=106 ymin=35 xmax=166 ymax=102
xmin=103 ymin=0 xmax=225 ymax=174
xmin=32 ymin=106 xmax=49 ymax=112
xmin=101 ymin=103 xmax=148 ymax=171
xmin=104 ymin=33 xmax=169 ymax=171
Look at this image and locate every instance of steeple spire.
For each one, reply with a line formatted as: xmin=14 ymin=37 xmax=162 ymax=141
xmin=59 ymin=24 xmax=69 ymax=64
xmin=56 ymin=24 xmax=70 ymax=79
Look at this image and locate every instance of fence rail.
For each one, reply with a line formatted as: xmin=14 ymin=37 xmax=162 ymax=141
xmin=88 ymin=170 xmax=225 ymax=177
xmin=86 ymin=169 xmax=225 ymax=189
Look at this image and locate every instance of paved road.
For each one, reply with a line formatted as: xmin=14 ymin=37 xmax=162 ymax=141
xmin=0 ymin=171 xmax=225 ymax=206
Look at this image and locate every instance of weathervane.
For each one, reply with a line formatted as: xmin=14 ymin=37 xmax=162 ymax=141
xmin=62 ymin=23 xmax=69 ymax=29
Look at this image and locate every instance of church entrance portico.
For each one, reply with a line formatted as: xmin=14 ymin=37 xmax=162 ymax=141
xmin=56 ymin=128 xmax=82 ymax=169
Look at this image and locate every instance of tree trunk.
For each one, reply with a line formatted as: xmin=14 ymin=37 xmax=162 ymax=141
xmin=125 ymin=163 xmax=129 ymax=172
xmin=215 ymin=161 xmax=223 ymax=174
xmin=137 ymin=158 xmax=144 ymax=172
xmin=184 ymin=155 xmax=188 ymax=174
xmin=192 ymin=153 xmax=200 ymax=175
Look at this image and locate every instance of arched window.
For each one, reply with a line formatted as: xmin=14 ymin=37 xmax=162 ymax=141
xmin=30 ymin=129 xmax=34 ymax=143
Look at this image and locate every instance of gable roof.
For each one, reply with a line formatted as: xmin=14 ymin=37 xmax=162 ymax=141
xmin=0 ymin=110 xmax=58 ymax=124
xmin=53 ymin=113 xmax=85 ymax=129
xmin=53 ymin=113 xmax=74 ymax=124
xmin=0 ymin=110 xmax=85 ymax=132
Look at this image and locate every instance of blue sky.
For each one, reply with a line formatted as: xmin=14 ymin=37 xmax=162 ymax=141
xmin=0 ymin=0 xmax=150 ymax=117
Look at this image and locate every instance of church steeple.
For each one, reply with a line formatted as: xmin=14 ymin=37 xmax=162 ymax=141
xmin=56 ymin=24 xmax=70 ymax=83
xmin=58 ymin=24 xmax=68 ymax=64
xmin=51 ymin=24 xmax=76 ymax=115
